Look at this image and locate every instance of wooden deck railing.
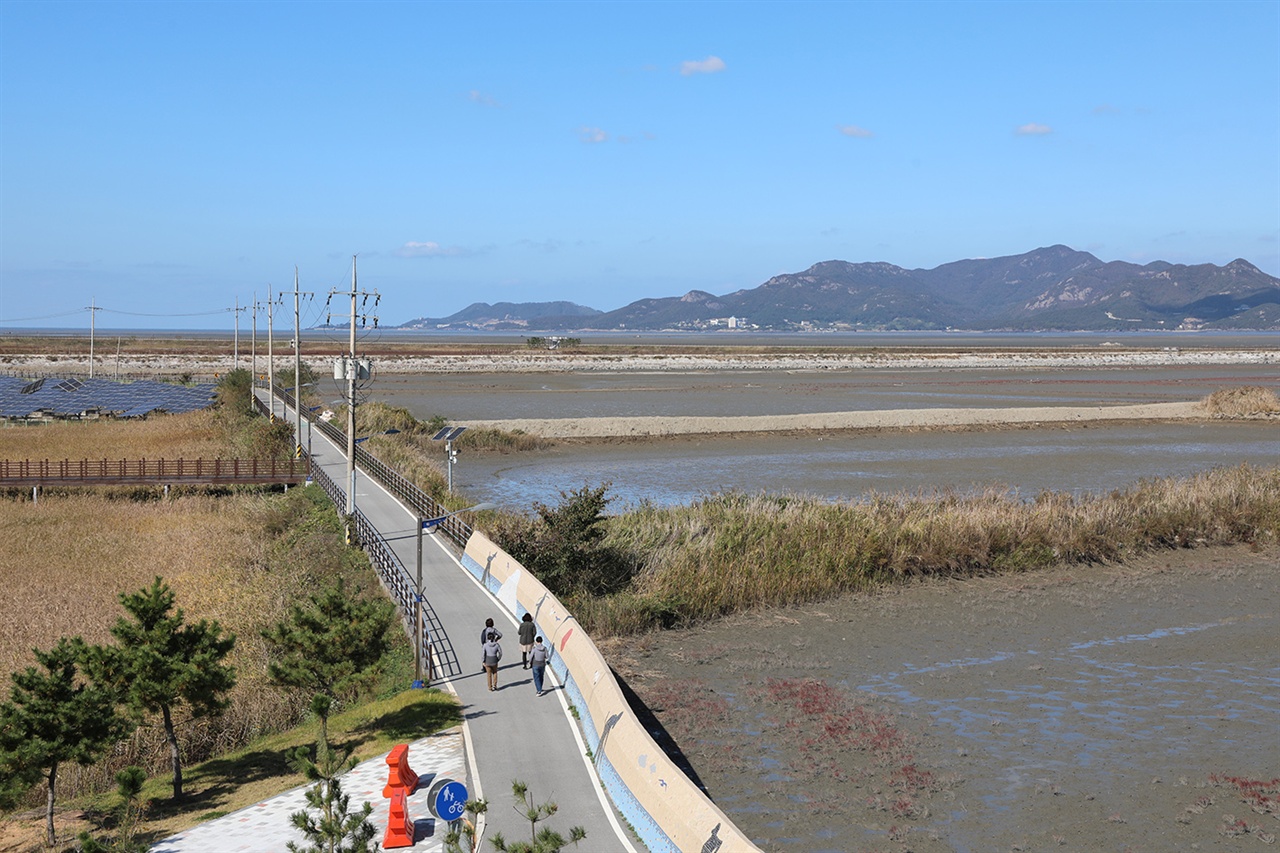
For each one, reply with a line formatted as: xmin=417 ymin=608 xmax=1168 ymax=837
xmin=0 ymin=457 xmax=308 ymax=486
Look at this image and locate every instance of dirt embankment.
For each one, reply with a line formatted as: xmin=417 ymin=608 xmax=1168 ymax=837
xmin=466 ymin=401 xmax=1209 ymax=438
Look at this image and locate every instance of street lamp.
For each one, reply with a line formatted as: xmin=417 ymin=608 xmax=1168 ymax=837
xmin=431 ymin=426 xmax=468 ymax=494
xmin=414 ymin=501 xmax=497 ymax=687
xmin=284 ymin=382 xmax=317 ymax=461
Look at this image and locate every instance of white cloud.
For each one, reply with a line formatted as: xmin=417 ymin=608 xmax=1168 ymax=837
xmin=517 ymin=238 xmax=564 ymax=253
xmin=838 ymin=124 xmax=874 ymax=139
xmin=680 ymin=55 xmax=726 ymax=76
xmin=468 ymin=90 xmax=501 ymax=108
xmin=395 ymin=241 xmax=470 ymax=258
xmin=1016 ymin=123 xmax=1053 ymax=136
xmin=577 ymin=126 xmax=609 ymax=144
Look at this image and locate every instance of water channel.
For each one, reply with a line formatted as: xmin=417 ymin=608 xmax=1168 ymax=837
xmin=363 ymin=362 xmax=1278 ymax=509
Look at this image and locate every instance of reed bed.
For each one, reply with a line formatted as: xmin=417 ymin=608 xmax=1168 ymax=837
xmin=575 ymin=463 xmax=1280 ymax=636
xmin=0 ymin=476 xmax=401 ymax=802
xmin=1203 ymin=385 xmax=1280 ymax=417
xmin=0 ymin=409 xmax=227 ymax=461
xmin=349 ymin=401 xmax=550 ymax=505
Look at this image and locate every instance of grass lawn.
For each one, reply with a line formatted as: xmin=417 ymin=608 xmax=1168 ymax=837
xmin=1 ymin=688 xmax=462 ymax=851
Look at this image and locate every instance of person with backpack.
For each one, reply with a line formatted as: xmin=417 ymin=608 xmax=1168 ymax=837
xmin=529 ymin=636 xmax=552 ymax=696
xmin=482 ymin=631 xmax=503 ymax=691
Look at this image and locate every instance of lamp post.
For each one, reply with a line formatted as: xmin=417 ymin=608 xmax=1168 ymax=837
xmin=283 ymin=382 xmax=317 ymax=460
xmin=414 ymin=502 xmax=497 ymax=687
xmin=431 ymin=426 xmax=468 ymax=495
xmin=303 ymin=405 xmax=323 ymax=463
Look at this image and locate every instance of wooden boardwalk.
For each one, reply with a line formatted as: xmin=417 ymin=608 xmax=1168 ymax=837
xmin=0 ymin=457 xmax=308 ymax=487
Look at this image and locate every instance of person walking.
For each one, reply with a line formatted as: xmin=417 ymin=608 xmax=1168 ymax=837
xmin=529 ymin=635 xmax=552 ymax=696
xmin=480 ymin=617 xmax=502 ymax=646
xmin=482 ymin=631 xmax=503 ymax=691
xmin=518 ymin=612 xmax=536 ymax=669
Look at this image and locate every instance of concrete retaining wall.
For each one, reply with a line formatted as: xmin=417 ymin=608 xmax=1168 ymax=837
xmin=461 ymin=531 xmax=761 ymax=853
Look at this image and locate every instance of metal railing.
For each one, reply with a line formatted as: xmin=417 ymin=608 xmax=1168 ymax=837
xmin=266 ymin=388 xmax=474 ymax=548
xmin=308 ymin=457 xmax=461 ymax=680
xmin=260 ymin=387 xmax=475 ymax=681
xmin=0 ymin=457 xmax=308 ymax=486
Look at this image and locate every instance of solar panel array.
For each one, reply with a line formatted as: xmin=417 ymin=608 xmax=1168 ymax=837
xmin=0 ymin=376 xmax=218 ymax=419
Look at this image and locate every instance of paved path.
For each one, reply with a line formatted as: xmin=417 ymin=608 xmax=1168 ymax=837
xmin=152 ymin=729 xmax=466 ymax=852
xmin=155 ymin=394 xmax=636 ymax=852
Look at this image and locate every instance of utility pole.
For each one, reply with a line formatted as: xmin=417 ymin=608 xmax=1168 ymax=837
xmin=328 ymin=255 xmax=378 ymax=543
xmin=293 ymin=268 xmax=312 ymax=461
xmin=230 ymin=299 xmax=246 ymax=369
xmin=266 ymin=288 xmax=284 ymax=419
xmin=250 ymin=294 xmax=258 ymax=413
xmin=86 ymin=299 xmax=100 ymax=378
xmin=346 ymin=263 xmax=357 ymax=520
xmin=267 ymin=285 xmax=275 ymax=420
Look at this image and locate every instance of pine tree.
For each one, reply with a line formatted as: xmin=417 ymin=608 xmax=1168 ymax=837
xmin=489 ymin=780 xmax=586 ymax=853
xmin=261 ymin=578 xmax=394 ymax=745
xmin=76 ymin=766 xmax=149 ymax=853
xmin=85 ymin=576 xmax=236 ymax=800
xmin=285 ymin=720 xmax=377 ymax=853
xmin=0 ymin=637 xmax=131 ymax=847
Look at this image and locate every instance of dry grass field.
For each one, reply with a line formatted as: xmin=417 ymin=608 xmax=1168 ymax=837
xmin=0 ymin=409 xmax=227 ymax=461
xmin=0 ymin=411 xmax=412 ymax=802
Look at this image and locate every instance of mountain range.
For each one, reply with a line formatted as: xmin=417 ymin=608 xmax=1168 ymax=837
xmin=396 ymin=245 xmax=1280 ymax=332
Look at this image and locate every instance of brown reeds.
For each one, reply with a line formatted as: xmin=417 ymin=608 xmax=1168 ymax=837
xmin=348 ymin=401 xmax=551 ymax=505
xmin=579 ymin=463 xmax=1280 ymax=636
xmin=1203 ymin=386 xmax=1280 ymax=417
xmin=0 ymin=485 xmax=387 ymax=800
xmin=0 ymin=409 xmax=227 ymax=461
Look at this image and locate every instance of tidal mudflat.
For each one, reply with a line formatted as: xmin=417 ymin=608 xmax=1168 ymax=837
xmin=373 ymin=362 xmax=1279 ymax=509
xmin=605 ymin=544 xmax=1280 ymax=852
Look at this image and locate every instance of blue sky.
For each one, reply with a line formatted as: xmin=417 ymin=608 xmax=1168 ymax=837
xmin=2 ymin=0 xmax=1277 ymax=330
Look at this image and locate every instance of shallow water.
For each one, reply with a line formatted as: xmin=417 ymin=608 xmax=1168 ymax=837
xmin=456 ymin=422 xmax=1279 ymax=508
xmin=372 ymin=364 xmax=1278 ymax=420
xmin=366 ymin=364 xmax=1279 ymax=508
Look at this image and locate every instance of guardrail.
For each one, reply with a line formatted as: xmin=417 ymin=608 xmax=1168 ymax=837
xmin=266 ymin=388 xmax=473 ymax=548
xmin=267 ymin=385 xmax=759 ymax=849
xmin=462 ymin=531 xmax=763 ymax=853
xmin=0 ymin=457 xmax=308 ymax=486
xmin=307 ymin=456 xmax=461 ymax=681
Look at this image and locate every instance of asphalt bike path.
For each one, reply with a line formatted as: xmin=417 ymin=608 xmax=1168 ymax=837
xmin=272 ymin=395 xmax=638 ymax=852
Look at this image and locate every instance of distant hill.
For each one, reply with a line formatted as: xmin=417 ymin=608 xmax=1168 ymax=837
xmin=393 ymin=246 xmax=1280 ymax=331
xmin=398 ymin=300 xmax=601 ymax=331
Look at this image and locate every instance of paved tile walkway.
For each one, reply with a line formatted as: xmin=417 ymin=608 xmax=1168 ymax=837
xmin=151 ymin=727 xmax=468 ymax=853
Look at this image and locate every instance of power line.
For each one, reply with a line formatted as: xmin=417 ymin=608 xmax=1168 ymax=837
xmin=0 ymin=309 xmax=87 ymax=323
xmin=100 ymin=307 xmax=231 ymax=317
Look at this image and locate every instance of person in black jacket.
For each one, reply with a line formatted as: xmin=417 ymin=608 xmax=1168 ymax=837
xmin=480 ymin=617 xmax=502 ymax=646
xmin=518 ymin=612 xmax=536 ymax=669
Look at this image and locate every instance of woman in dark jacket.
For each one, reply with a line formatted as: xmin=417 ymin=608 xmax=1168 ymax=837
xmin=518 ymin=612 xmax=536 ymax=669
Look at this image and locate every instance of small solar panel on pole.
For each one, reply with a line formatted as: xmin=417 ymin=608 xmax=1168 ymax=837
xmin=432 ymin=426 xmax=467 ymax=494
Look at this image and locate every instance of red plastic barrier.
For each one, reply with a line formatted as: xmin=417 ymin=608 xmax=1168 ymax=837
xmin=382 ymin=743 xmax=419 ymax=798
xmin=382 ymin=789 xmax=414 ymax=849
